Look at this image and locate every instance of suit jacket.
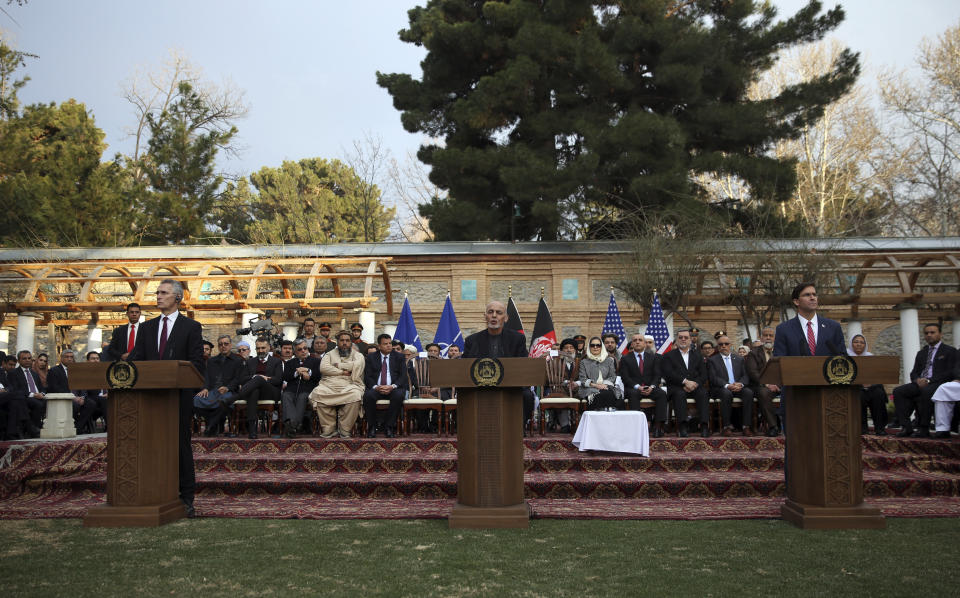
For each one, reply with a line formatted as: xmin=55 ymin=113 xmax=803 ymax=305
xmin=744 ymin=346 xmax=774 ymax=387
xmin=773 ymin=315 xmax=845 ymax=358
xmin=577 ymin=356 xmax=620 ymax=400
xmin=46 ymin=364 xmax=73 ymax=394
xmin=660 ymin=348 xmax=706 ymax=388
xmin=281 ymin=355 xmax=322 ymax=394
xmin=364 ymin=351 xmax=409 ymax=391
xmin=907 ymin=343 xmax=957 ymax=386
xmin=127 ymin=313 xmax=204 ymax=372
xmin=203 ymin=352 xmax=245 ymax=392
xmin=239 ymin=355 xmax=284 ymax=388
xmin=707 ymin=352 xmax=750 ymax=389
xmin=620 ymin=350 xmax=662 ymax=389
xmin=463 ymin=329 xmax=528 ymax=359
xmin=8 ymin=366 xmax=46 ymax=398
xmin=104 ymin=322 xmax=138 ymax=362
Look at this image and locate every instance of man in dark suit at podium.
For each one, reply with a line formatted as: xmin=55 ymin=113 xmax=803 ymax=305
xmin=773 ymin=282 xmax=845 ymax=359
xmin=362 ymin=333 xmax=408 ymax=438
xmin=127 ymin=279 xmax=204 ymax=518
xmin=463 ymin=300 xmax=535 ymax=428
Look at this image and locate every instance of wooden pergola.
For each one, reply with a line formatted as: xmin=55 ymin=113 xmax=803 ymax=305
xmin=0 ymin=257 xmax=393 ymax=327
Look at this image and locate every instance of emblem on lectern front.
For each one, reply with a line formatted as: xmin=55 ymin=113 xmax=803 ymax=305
xmin=470 ymin=357 xmax=504 ymax=387
xmin=106 ymin=360 xmax=138 ymax=389
xmin=823 ymin=355 xmax=856 ymax=385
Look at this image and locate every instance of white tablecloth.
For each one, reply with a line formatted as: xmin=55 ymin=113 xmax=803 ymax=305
xmin=571 ymin=411 xmax=649 ymax=456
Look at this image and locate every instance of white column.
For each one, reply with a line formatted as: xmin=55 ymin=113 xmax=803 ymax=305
xmin=359 ymin=311 xmax=376 ymax=342
xmin=740 ymin=322 xmax=759 ymax=343
xmin=16 ymin=312 xmax=38 ymax=354
xmin=953 ymin=319 xmax=960 ymax=350
xmin=846 ymin=320 xmax=862 ymax=343
xmin=898 ymin=306 xmax=920 ymax=385
xmin=280 ymin=321 xmax=299 ymax=341
xmin=86 ymin=325 xmax=103 ymax=354
xmin=0 ymin=329 xmax=9 ymax=354
xmin=383 ymin=323 xmax=397 ymax=339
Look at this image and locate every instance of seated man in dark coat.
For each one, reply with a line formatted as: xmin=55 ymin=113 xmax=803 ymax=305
xmin=362 ymin=333 xmax=409 ymax=438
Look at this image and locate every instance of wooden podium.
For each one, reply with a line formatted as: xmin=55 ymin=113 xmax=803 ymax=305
xmin=431 ymin=358 xmax=546 ymax=529
xmin=70 ymin=361 xmax=204 ymax=527
xmin=761 ymin=356 xmax=898 ymax=530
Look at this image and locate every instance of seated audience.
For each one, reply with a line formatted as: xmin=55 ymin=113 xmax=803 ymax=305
xmin=84 ymin=351 xmax=108 ymax=425
xmin=310 ymin=330 xmax=364 ymax=438
xmin=8 ymin=350 xmax=46 ymax=435
xmin=707 ymin=335 xmax=755 ymax=436
xmin=660 ymin=329 xmax=709 ymax=437
xmin=578 ymin=336 xmax=622 ymax=410
xmin=848 ymin=334 xmax=888 ymax=435
xmin=699 ymin=340 xmax=715 ymax=360
xmin=620 ymin=333 xmax=669 ymax=437
xmin=47 ymin=349 xmax=98 ymax=433
xmin=601 ymin=333 xmax=621 ymax=368
xmin=893 ymin=323 xmax=957 ymax=438
xmin=281 ymin=339 xmax=320 ymax=438
xmin=194 ymin=335 xmax=244 ymax=437
xmin=931 ymin=359 xmax=960 ymax=439
xmin=744 ymin=326 xmax=780 ymax=436
xmin=362 ymin=334 xmax=408 ymax=438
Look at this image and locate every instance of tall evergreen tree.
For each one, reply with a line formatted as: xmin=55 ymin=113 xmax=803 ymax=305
xmin=377 ymin=0 xmax=859 ymax=240
xmin=136 ymin=81 xmax=238 ymax=244
xmin=0 ymin=100 xmax=136 ymax=246
xmin=216 ymin=158 xmax=395 ymax=245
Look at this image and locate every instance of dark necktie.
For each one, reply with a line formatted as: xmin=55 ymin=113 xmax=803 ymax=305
xmin=158 ymin=316 xmax=169 ymax=357
xmin=379 ymin=355 xmax=388 ymax=385
xmin=24 ymin=368 xmax=38 ymax=394
xmin=637 ymin=352 xmax=644 ymax=375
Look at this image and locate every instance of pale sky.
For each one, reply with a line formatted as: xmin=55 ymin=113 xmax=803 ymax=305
xmin=6 ymin=0 xmax=960 ymax=205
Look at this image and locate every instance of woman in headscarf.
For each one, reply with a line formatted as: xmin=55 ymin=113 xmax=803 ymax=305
xmin=848 ymin=334 xmax=889 ymax=435
xmin=578 ymin=336 xmax=622 ymax=410
xmin=32 ymin=352 xmax=49 ymax=389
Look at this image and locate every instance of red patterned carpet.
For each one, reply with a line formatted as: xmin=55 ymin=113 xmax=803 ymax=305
xmin=1 ymin=433 xmax=959 ymax=520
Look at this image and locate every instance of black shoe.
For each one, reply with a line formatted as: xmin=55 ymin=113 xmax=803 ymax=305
xmin=875 ymin=426 xmax=887 ymax=436
xmin=767 ymin=426 xmax=779 ymax=438
xmin=559 ymin=425 xmax=572 ymax=434
xmin=283 ymin=421 xmax=296 ymax=439
xmin=933 ymin=431 xmax=951 ymax=439
xmin=225 ymin=432 xmax=238 ymax=438
xmin=678 ymin=421 xmax=689 ymax=438
xmin=366 ymin=429 xmax=376 ymax=439
xmin=912 ymin=428 xmax=930 ymax=438
xmin=248 ymin=431 xmax=258 ymax=439
xmin=6 ymin=432 xmax=22 ymax=440
xmin=27 ymin=425 xmax=41 ymax=438
xmin=182 ymin=498 xmax=196 ymax=519
xmin=701 ymin=423 xmax=710 ymax=438
xmin=652 ymin=424 xmax=664 ymax=439
xmin=385 ymin=428 xmax=396 ymax=439
xmin=896 ymin=427 xmax=913 ymax=438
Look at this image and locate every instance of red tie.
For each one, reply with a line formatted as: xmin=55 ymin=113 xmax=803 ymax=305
xmin=158 ymin=317 xmax=169 ymax=358
xmin=127 ymin=324 xmax=136 ymax=352
xmin=637 ymin=352 xmax=644 ymax=374
xmin=806 ymin=321 xmax=816 ymax=356
xmin=379 ymin=355 xmax=388 ymax=385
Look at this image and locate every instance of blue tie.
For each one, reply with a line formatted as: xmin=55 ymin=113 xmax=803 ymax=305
xmin=725 ymin=356 xmax=735 ymax=385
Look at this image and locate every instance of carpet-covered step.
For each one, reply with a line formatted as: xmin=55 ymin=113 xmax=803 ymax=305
xmin=527 ymin=496 xmax=960 ymax=520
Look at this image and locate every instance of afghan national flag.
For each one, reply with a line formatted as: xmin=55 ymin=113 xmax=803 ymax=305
xmin=528 ymin=297 xmax=557 ymax=358
xmin=505 ymin=296 xmax=524 ymax=335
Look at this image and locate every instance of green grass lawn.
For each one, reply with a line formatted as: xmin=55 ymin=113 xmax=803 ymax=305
xmin=1 ymin=517 xmax=955 ymax=597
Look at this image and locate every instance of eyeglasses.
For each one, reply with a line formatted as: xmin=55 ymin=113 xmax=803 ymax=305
xmin=717 ymin=342 xmax=730 ymax=346
xmin=589 ymin=344 xmax=602 ymax=348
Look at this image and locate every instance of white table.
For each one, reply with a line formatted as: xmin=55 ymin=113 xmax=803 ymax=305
xmin=571 ymin=411 xmax=649 ymax=456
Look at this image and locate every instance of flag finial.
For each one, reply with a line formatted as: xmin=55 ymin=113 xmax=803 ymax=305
xmin=540 ymin=287 xmax=545 ymax=298
xmin=508 ymin=285 xmax=512 ymax=297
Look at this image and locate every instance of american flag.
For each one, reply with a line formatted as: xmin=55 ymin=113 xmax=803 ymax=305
xmin=602 ymin=290 xmax=629 ymax=355
xmin=647 ymin=292 xmax=674 ymax=354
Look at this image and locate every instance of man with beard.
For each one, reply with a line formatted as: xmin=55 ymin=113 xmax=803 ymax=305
xmin=744 ymin=326 xmax=781 ymax=436
xmin=620 ymin=333 xmax=669 ymax=436
xmin=310 ymin=330 xmax=365 ymax=438
xmin=233 ymin=337 xmax=284 ymax=439
xmin=463 ymin=300 xmax=535 ymax=430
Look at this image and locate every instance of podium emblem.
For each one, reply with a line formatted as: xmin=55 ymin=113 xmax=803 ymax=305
xmin=106 ymin=360 xmax=139 ymax=389
xmin=823 ymin=355 xmax=857 ymax=385
xmin=470 ymin=357 xmax=504 ymax=387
